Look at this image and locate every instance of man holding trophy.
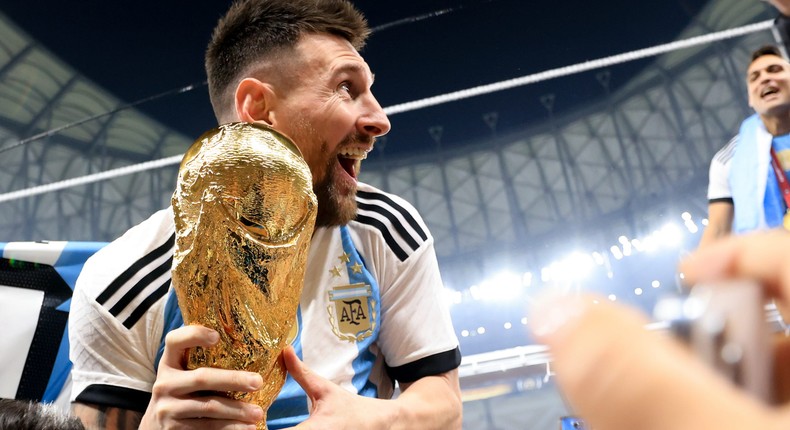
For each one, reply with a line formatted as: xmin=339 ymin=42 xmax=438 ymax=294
xmin=68 ymin=1 xmax=462 ymax=429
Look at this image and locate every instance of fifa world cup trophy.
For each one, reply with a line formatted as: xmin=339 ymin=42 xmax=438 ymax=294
xmin=171 ymin=122 xmax=316 ymax=429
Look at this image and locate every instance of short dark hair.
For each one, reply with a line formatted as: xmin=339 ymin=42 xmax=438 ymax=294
xmin=0 ymin=399 xmax=85 ymax=430
xmin=751 ymin=45 xmax=783 ymax=63
xmin=205 ymin=0 xmax=370 ymax=121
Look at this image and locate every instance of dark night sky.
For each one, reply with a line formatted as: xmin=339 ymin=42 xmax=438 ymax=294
xmin=0 ymin=0 xmax=714 ymax=157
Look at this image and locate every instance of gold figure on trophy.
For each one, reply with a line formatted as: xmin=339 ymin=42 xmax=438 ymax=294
xmin=171 ymin=122 xmax=316 ymax=429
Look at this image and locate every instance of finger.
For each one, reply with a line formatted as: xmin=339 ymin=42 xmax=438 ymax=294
xmin=161 ymin=325 xmax=220 ymax=370
xmin=530 ymin=294 xmax=773 ymax=430
xmin=680 ymin=231 xmax=790 ymax=299
xmin=163 ymin=366 xmax=263 ymax=397
xmin=774 ymin=334 xmax=790 ymax=403
xmin=282 ymin=346 xmax=324 ymax=399
xmin=163 ymin=395 xmax=263 ymax=423
xmin=178 ymin=418 xmax=258 ymax=430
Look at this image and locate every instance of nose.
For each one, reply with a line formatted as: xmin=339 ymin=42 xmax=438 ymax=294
xmin=358 ymin=95 xmax=391 ymax=138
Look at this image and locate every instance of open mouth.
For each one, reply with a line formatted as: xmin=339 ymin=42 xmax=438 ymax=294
xmin=337 ymin=147 xmax=368 ymax=179
xmin=761 ymin=86 xmax=779 ymax=98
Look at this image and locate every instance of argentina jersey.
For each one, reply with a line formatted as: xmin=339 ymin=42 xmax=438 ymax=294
xmin=70 ymin=208 xmax=177 ymax=411
xmin=708 ymin=135 xmax=736 ymax=203
xmin=154 ymin=224 xmax=383 ymax=429
xmin=0 ymin=240 xmax=106 ymax=411
xmin=765 ymin=134 xmax=790 ymax=228
xmin=350 ymin=184 xmax=460 ymax=384
xmin=70 ymin=183 xmax=460 ymax=426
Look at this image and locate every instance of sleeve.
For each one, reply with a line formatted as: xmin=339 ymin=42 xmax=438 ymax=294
xmin=353 ymin=186 xmax=460 ymax=383
xmin=708 ymin=135 xmax=736 ymax=203
xmin=68 ymin=209 xmax=175 ymax=413
xmin=377 ymin=239 xmax=461 ymax=383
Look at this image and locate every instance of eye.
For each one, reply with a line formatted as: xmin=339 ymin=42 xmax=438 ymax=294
xmin=338 ymin=81 xmax=353 ymax=95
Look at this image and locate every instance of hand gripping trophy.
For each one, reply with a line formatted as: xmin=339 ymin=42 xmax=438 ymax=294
xmin=171 ymin=122 xmax=316 ymax=429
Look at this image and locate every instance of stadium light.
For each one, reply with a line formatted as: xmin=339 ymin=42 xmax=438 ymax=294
xmin=659 ymin=222 xmax=683 ymax=247
xmin=443 ymin=287 xmax=463 ymax=307
xmin=477 ymin=271 xmax=523 ymax=302
xmin=610 ymin=245 xmax=623 ymax=260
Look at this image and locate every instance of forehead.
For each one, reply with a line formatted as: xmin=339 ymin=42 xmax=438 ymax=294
xmin=293 ymin=33 xmax=372 ymax=77
xmin=748 ymin=55 xmax=789 ymax=74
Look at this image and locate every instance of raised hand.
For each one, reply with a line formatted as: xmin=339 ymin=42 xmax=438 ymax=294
xmin=529 ymin=231 xmax=790 ymax=430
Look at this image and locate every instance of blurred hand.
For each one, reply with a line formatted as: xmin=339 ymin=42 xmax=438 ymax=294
xmin=139 ymin=325 xmax=265 ymax=430
xmin=529 ymin=231 xmax=790 ymax=430
xmin=770 ymin=0 xmax=790 ymax=17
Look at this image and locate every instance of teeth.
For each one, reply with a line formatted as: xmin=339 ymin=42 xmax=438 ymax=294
xmin=339 ymin=147 xmax=368 ymax=160
xmin=762 ymin=87 xmax=778 ymax=97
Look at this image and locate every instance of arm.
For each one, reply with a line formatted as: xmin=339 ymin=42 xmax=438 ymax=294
xmin=394 ymin=370 xmax=462 ymax=430
xmin=72 ymin=404 xmax=142 ymax=430
xmin=698 ymin=200 xmax=734 ymax=249
xmin=282 ymin=347 xmax=461 ymax=430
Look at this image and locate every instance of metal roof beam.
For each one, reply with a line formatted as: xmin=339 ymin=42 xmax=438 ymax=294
xmin=0 ymin=43 xmax=34 ymax=81
xmin=465 ymin=154 xmax=494 ymax=242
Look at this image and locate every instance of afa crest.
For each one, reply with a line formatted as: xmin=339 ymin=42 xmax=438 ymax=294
xmin=327 ymin=283 xmax=376 ymax=342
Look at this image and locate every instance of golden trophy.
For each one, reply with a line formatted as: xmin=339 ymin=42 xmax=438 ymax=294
xmin=171 ymin=122 xmax=316 ymax=429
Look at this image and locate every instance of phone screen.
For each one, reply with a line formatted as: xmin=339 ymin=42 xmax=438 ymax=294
xmin=559 ymin=416 xmax=587 ymax=430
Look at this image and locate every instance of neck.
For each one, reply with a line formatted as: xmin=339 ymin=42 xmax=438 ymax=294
xmin=761 ymin=113 xmax=790 ymax=136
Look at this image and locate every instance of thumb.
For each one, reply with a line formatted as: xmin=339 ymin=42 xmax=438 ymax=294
xmin=282 ymin=346 xmax=326 ymax=399
xmin=530 ymin=294 xmax=772 ymax=430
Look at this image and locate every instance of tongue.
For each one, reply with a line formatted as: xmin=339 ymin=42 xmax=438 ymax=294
xmin=339 ymin=156 xmax=357 ymax=179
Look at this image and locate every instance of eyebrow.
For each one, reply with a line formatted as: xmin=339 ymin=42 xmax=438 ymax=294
xmin=748 ymin=64 xmax=783 ymax=80
xmin=332 ymin=63 xmax=375 ymax=85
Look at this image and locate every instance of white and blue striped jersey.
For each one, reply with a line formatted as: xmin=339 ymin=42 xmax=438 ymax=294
xmin=708 ymin=134 xmax=790 ymax=230
xmin=0 ymin=240 xmax=105 ymax=412
xmin=69 ymin=182 xmax=460 ymax=428
xmin=707 ymin=135 xmax=736 ymax=203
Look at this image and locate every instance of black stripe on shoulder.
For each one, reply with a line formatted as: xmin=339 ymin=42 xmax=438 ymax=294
xmin=714 ymin=135 xmax=737 ymax=164
xmin=385 ymin=347 xmax=462 ymax=384
xmin=355 ymin=214 xmax=408 ymax=261
xmin=357 ymin=201 xmax=419 ymax=251
xmin=75 ymin=384 xmax=151 ymax=414
xmin=108 ymin=256 xmax=172 ymax=317
xmin=357 ymin=190 xmax=427 ymax=241
xmin=97 ymin=232 xmax=175 ymax=305
xmin=123 ymin=278 xmax=171 ymax=329
xmin=709 ymin=197 xmax=734 ymax=205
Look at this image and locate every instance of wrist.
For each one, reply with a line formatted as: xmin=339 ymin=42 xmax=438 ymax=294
xmin=138 ymin=408 xmax=155 ymax=430
xmin=387 ymin=396 xmax=411 ymax=430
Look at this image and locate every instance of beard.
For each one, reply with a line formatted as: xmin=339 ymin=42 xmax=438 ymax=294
xmin=314 ymin=132 xmax=375 ymax=227
xmin=313 ymin=154 xmax=358 ymax=227
xmin=284 ymin=115 xmax=372 ymax=228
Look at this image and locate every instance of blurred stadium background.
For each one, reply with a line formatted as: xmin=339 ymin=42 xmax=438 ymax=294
xmin=0 ymin=0 xmax=782 ymax=428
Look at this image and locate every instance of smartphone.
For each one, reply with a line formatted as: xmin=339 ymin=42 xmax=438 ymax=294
xmin=559 ymin=416 xmax=587 ymax=430
xmin=653 ymin=280 xmax=773 ymax=402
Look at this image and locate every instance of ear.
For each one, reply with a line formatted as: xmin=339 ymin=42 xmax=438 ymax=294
xmin=234 ymin=78 xmax=276 ymax=124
